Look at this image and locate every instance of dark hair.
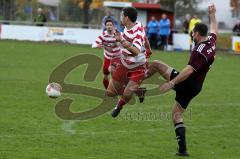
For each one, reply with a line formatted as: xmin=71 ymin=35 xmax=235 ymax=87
xmin=105 ymin=18 xmax=114 ymax=25
xmin=193 ymin=23 xmax=208 ymax=36
xmin=122 ymin=7 xmax=138 ymax=22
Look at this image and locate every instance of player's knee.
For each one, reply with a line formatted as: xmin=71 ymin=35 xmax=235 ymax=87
xmin=105 ymin=90 xmax=117 ymax=97
xmin=103 ymin=75 xmax=108 ymax=80
xmin=152 ymin=60 xmax=164 ymax=69
xmin=152 ymin=60 xmax=160 ymax=66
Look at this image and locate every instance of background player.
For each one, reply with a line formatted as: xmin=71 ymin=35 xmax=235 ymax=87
xmin=145 ymin=4 xmax=218 ymax=156
xmin=92 ymin=19 xmax=121 ymax=89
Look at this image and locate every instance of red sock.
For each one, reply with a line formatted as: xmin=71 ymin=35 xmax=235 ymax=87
xmin=117 ymin=98 xmax=126 ymax=108
xmin=103 ymin=79 xmax=109 ymax=89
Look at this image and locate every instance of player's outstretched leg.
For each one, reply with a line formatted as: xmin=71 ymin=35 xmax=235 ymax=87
xmin=105 ymin=79 xmax=124 ymax=97
xmin=172 ymin=102 xmax=189 ymax=157
xmin=146 ymin=60 xmax=173 ymax=81
xmin=112 ymin=80 xmax=140 ymax=118
xmin=134 ymin=60 xmax=173 ymax=104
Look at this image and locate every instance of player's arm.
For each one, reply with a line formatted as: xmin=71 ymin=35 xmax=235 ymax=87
xmin=121 ymin=40 xmax=141 ymax=55
xmin=209 ymin=4 xmax=218 ymax=35
xmin=92 ymin=35 xmax=103 ymax=48
xmin=170 ymin=65 xmax=194 ymax=85
xmin=115 ymin=31 xmax=140 ymax=56
xmin=159 ymin=65 xmax=194 ymax=94
xmin=144 ymin=36 xmax=153 ymax=57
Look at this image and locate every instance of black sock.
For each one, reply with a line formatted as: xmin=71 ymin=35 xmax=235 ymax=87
xmin=175 ymin=122 xmax=187 ymax=153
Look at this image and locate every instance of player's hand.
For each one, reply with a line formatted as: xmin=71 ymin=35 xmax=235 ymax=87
xmin=114 ymin=30 xmax=123 ymax=42
xmin=159 ymin=81 xmax=174 ymax=94
xmin=208 ymin=4 xmax=216 ymax=15
xmin=96 ymin=44 xmax=103 ymax=48
xmin=146 ymin=49 xmax=153 ymax=58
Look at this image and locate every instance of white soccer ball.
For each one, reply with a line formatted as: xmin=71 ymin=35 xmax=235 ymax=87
xmin=46 ymin=82 xmax=62 ymax=98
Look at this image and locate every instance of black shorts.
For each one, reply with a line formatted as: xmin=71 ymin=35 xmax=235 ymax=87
xmin=170 ymin=69 xmax=202 ymax=109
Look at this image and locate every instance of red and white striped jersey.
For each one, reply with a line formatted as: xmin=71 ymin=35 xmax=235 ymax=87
xmin=120 ymin=21 xmax=147 ymax=69
xmin=92 ymin=30 xmax=121 ymax=60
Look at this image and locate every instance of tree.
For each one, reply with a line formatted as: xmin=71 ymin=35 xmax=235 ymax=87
xmin=160 ymin=0 xmax=204 ymax=29
xmin=230 ymin=0 xmax=240 ymax=17
xmin=83 ymin=0 xmax=92 ymax=28
xmin=2 ymin=0 xmax=14 ymax=21
xmin=72 ymin=0 xmax=92 ymax=27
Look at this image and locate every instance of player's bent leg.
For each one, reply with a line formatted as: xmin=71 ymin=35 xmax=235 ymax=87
xmin=122 ymin=80 xmax=140 ymax=103
xmin=172 ymin=102 xmax=189 ymax=157
xmin=111 ymin=80 xmax=140 ymax=118
xmin=102 ymin=58 xmax=111 ymax=89
xmin=146 ymin=60 xmax=173 ymax=81
xmin=103 ymin=74 xmax=109 ymax=89
xmin=105 ymin=79 xmax=124 ymax=97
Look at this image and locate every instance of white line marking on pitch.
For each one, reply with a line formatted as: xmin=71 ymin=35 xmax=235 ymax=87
xmin=61 ymin=120 xmax=76 ymax=134
xmin=0 ymin=125 xmax=239 ymax=138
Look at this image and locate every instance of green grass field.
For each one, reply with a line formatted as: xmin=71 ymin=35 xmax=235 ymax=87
xmin=0 ymin=40 xmax=240 ymax=159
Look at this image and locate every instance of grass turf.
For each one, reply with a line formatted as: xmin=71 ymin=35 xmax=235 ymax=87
xmin=0 ymin=40 xmax=240 ymax=159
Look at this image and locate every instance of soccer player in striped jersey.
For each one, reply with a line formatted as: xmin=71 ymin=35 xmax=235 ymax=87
xmin=92 ymin=19 xmax=121 ymax=89
xmin=105 ymin=7 xmax=148 ymax=117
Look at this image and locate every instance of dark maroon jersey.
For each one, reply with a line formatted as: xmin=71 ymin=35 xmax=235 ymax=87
xmin=188 ymin=33 xmax=217 ymax=83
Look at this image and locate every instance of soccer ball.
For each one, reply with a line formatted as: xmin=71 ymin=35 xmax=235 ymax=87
xmin=46 ymin=82 xmax=62 ymax=98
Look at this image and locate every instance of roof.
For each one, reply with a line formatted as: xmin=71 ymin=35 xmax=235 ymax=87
xmin=103 ymin=1 xmax=173 ymax=12
xmin=38 ymin=0 xmax=60 ymax=7
xmin=132 ymin=2 xmax=161 ymax=10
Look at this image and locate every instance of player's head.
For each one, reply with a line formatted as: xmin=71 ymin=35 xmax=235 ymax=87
xmin=37 ymin=8 xmax=43 ymax=14
xmin=151 ymin=16 xmax=156 ymax=21
xmin=162 ymin=13 xmax=167 ymax=19
xmin=121 ymin=7 xmax=138 ymax=26
xmin=185 ymin=14 xmax=191 ymax=20
xmin=192 ymin=23 xmax=208 ymax=43
xmin=105 ymin=19 xmax=115 ymax=32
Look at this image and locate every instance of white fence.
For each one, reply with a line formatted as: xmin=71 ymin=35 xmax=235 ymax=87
xmin=0 ymin=24 xmax=102 ymax=45
xmin=1 ymin=24 xmax=237 ymax=52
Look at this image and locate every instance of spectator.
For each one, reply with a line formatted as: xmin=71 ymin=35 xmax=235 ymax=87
xmin=49 ymin=9 xmax=57 ymax=21
xmin=147 ymin=16 xmax=158 ymax=49
xmin=189 ymin=14 xmax=201 ymax=34
xmin=233 ymin=20 xmax=240 ymax=36
xmin=189 ymin=14 xmax=201 ymax=50
xmin=159 ymin=13 xmax=171 ymax=50
xmin=102 ymin=9 xmax=119 ymax=31
xmin=183 ymin=14 xmax=191 ymax=34
xmin=34 ymin=8 xmax=47 ymax=26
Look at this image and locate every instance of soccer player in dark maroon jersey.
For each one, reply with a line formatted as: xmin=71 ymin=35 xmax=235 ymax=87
xmin=145 ymin=4 xmax=218 ymax=156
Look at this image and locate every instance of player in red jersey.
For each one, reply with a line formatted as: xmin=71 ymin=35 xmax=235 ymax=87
xmin=104 ymin=7 xmax=148 ymax=117
xmin=92 ymin=19 xmax=121 ymax=89
xmin=144 ymin=4 xmax=218 ymax=156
